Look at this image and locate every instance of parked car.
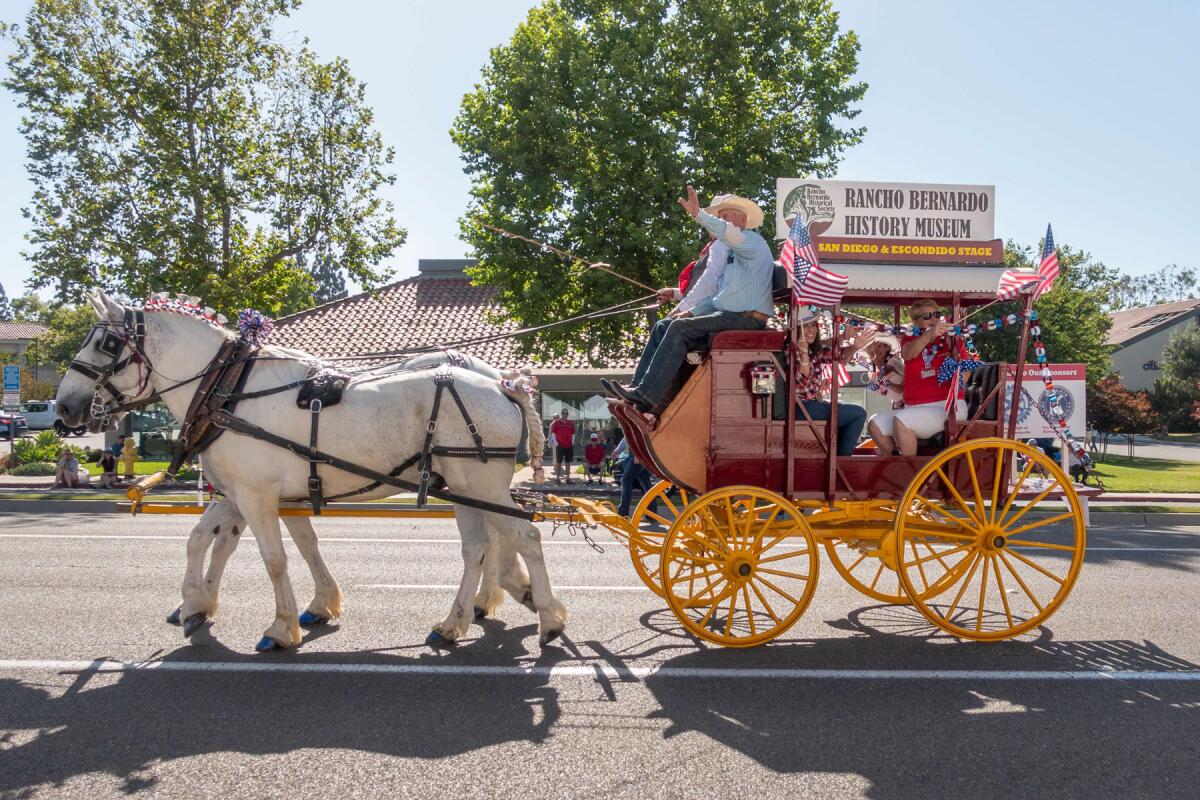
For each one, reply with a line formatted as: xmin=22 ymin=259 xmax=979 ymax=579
xmin=18 ymin=400 xmax=87 ymax=436
xmin=0 ymin=412 xmax=28 ymax=439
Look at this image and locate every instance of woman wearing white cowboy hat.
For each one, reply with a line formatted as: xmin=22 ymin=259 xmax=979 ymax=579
xmin=607 ymin=185 xmax=775 ymax=415
xmin=794 ymin=306 xmax=874 ymax=457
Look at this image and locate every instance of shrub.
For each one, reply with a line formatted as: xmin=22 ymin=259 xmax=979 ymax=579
xmin=11 ymin=430 xmax=71 ymax=467
xmin=9 ymin=461 xmax=58 ymax=476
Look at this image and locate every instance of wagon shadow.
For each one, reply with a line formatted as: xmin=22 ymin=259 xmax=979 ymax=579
xmin=641 ymin=622 xmax=1200 ymax=800
xmin=0 ymin=619 xmax=563 ymax=797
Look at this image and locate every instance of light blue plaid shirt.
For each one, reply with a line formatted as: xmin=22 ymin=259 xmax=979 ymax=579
xmin=688 ymin=211 xmax=774 ymax=317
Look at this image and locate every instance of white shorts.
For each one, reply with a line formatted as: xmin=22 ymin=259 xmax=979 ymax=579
xmin=869 ymin=400 xmax=967 ymax=440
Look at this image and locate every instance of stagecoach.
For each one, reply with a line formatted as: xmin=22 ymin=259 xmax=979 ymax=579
xmin=575 ymin=261 xmax=1088 ymax=647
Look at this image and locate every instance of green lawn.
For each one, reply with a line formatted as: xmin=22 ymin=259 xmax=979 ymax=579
xmin=79 ymin=459 xmax=180 ymax=477
xmin=1090 ymin=455 xmax=1200 ymax=493
xmin=1157 ymin=432 xmax=1200 ymax=444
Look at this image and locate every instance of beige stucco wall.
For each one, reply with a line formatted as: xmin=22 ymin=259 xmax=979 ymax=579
xmin=1111 ymin=318 xmax=1197 ymax=392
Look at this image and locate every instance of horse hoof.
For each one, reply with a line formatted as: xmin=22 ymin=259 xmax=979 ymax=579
xmin=539 ymin=629 xmax=562 ymax=647
xmin=425 ymin=630 xmax=456 ymax=648
xmin=166 ymin=607 xmax=182 ymax=626
xmin=298 ymin=611 xmax=328 ymax=626
xmin=473 ymin=606 xmax=487 ymax=620
xmin=255 ymin=636 xmax=284 ymax=652
xmin=521 ymin=590 xmax=536 ymax=613
xmin=182 ymin=613 xmax=207 ymax=638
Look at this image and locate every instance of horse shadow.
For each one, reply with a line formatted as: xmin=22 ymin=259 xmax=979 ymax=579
xmin=0 ymin=618 xmax=565 ymax=797
xmin=638 ymin=604 xmax=1200 ymax=799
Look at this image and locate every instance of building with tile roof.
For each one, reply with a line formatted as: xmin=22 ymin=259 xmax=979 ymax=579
xmin=1107 ymin=298 xmax=1200 ymax=391
xmin=1 ymin=321 xmax=56 ymax=397
xmin=271 ymin=259 xmax=637 ymax=453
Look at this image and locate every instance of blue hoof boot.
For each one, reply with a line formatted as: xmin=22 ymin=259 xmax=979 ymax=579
xmin=425 ymin=630 xmax=455 ymax=648
xmin=166 ymin=607 xmax=182 ymax=626
xmin=298 ymin=611 xmax=328 ymax=626
xmin=255 ymin=636 xmax=283 ymax=652
xmin=473 ymin=606 xmax=487 ymax=620
xmin=539 ymin=629 xmax=562 ymax=647
xmin=182 ymin=613 xmax=207 ymax=638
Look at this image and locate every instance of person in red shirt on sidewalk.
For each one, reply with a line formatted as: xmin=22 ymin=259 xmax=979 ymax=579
xmin=870 ymin=298 xmax=969 ymax=456
xmin=583 ymin=433 xmax=607 ymax=484
xmin=548 ymin=409 xmax=577 ymax=484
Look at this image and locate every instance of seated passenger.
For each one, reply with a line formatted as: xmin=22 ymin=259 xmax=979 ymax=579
xmin=859 ymin=334 xmax=906 ymax=451
xmin=869 ymin=298 xmax=969 ymax=456
xmin=795 ymin=307 xmax=871 ymax=457
xmin=606 ymin=185 xmax=774 ymax=415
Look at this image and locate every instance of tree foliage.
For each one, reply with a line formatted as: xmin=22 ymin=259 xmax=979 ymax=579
xmin=1108 ymin=263 xmax=1198 ymax=310
xmin=1089 ymin=374 xmax=1158 ymax=436
xmin=972 ymin=240 xmax=1113 ymax=389
xmin=0 ymin=283 xmax=12 ymax=320
xmin=4 ymin=0 xmax=405 ymax=317
xmin=453 ymin=0 xmax=866 ymax=363
xmin=1151 ymin=322 xmax=1200 ymax=432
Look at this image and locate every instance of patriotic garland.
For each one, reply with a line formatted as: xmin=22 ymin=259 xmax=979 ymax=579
xmin=144 ymin=293 xmax=228 ymax=328
xmin=237 ymin=308 xmax=274 ymax=347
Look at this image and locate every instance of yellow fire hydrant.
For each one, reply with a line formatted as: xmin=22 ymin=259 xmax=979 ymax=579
xmin=120 ymin=436 xmax=140 ymax=479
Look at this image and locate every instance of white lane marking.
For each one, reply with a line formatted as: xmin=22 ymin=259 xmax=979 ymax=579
xmin=1 ymin=659 xmax=1199 ymax=682
xmin=2 ymin=533 xmax=1196 ymax=553
xmin=358 ymin=583 xmax=646 ymax=592
xmin=0 ymin=534 xmax=612 ymax=546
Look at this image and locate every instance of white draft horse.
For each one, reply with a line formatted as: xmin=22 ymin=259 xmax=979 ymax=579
xmin=57 ymin=293 xmax=566 ymax=650
xmin=165 ymin=349 xmax=548 ymax=643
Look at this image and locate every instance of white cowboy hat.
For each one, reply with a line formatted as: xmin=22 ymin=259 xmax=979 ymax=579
xmin=589 ymin=433 xmax=599 ymax=440
xmin=871 ymin=333 xmax=901 ymax=353
xmin=705 ymin=193 xmax=764 ymax=229
xmin=797 ymin=306 xmax=818 ymax=324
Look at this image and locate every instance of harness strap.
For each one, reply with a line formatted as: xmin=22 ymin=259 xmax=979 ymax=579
xmin=417 ymin=369 xmax=451 ymax=506
xmin=208 ymin=408 xmax=534 ymax=521
xmin=442 ymin=381 xmax=488 ymax=462
xmin=308 ymin=399 xmax=326 ymax=515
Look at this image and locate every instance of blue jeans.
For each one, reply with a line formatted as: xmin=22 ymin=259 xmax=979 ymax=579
xmin=632 ymin=317 xmax=673 ymax=386
xmin=634 ymin=311 xmax=766 ymax=405
xmin=618 ymin=457 xmax=653 ymax=517
xmin=799 ymin=400 xmax=867 ymax=457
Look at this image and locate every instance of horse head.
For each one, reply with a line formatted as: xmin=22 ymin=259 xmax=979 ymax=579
xmin=55 ymin=291 xmax=159 ymax=432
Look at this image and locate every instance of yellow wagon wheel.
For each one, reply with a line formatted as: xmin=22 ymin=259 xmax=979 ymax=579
xmin=662 ymin=486 xmax=819 ymax=648
xmin=824 ymin=536 xmax=910 ymax=604
xmin=628 ymin=481 xmax=693 ymax=597
xmin=895 ymin=438 xmax=1086 ymax=640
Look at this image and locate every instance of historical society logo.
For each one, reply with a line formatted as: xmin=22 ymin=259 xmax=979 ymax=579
xmin=782 ymin=183 xmax=835 ymax=237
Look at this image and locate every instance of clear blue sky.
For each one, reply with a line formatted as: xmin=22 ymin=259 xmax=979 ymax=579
xmin=0 ymin=0 xmax=1195 ymax=301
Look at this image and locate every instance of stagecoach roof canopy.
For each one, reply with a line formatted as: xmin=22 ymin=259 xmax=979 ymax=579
xmin=832 ymin=263 xmax=1010 ymax=304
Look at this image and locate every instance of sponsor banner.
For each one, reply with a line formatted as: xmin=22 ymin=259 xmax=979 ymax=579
xmin=776 ymin=179 xmax=1001 ymax=264
xmin=2 ymin=365 xmax=19 ymax=393
xmin=1002 ymin=363 xmax=1086 ymax=441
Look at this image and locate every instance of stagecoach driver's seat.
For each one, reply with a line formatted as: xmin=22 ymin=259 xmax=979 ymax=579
xmin=605 ymin=185 xmax=775 ymax=416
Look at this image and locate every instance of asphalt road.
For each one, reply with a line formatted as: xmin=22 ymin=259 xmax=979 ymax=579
xmin=2 ymin=513 xmax=1199 ymax=799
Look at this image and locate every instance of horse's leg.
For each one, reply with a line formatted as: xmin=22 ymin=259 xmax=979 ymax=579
xmin=177 ymin=501 xmax=242 ymax=637
xmin=485 ymin=517 xmax=535 ymax=613
xmin=237 ymin=495 xmax=303 ymax=651
xmin=491 ymin=514 xmax=567 ymax=645
xmin=281 ymin=515 xmax=343 ymax=625
xmin=473 ymin=534 xmax=505 ymax=620
xmin=428 ymin=505 xmax=488 ymax=646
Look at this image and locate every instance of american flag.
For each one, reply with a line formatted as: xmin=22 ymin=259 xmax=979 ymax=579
xmin=820 ymin=360 xmax=851 ymax=389
xmin=996 ymin=268 xmax=1042 ymax=301
xmin=781 ymin=212 xmax=848 ymax=307
xmin=1033 ymin=223 xmax=1059 ymax=300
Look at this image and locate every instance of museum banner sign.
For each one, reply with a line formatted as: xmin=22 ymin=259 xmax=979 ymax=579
xmin=775 ymin=179 xmax=1003 ymax=264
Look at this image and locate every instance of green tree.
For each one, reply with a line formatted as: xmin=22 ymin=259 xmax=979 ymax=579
xmin=0 ymin=282 xmax=12 ymax=320
xmin=4 ymin=0 xmax=405 ymax=318
xmin=31 ymin=304 xmax=99 ymax=374
xmin=1151 ymin=322 xmax=1200 ymax=433
xmin=452 ymin=0 xmax=866 ymax=363
xmin=973 ymin=240 xmax=1112 ymax=389
xmin=1108 ymin=264 xmax=1198 ymax=310
xmin=1088 ymin=374 xmax=1159 ymax=455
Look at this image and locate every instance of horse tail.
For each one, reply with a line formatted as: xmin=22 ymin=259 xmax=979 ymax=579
xmin=499 ymin=368 xmax=545 ymax=481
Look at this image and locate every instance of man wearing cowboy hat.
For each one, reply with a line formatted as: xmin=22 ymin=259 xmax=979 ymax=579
xmin=607 ymin=185 xmax=774 ymax=414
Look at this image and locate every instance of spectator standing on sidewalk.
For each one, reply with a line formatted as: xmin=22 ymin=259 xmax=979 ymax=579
xmin=548 ymin=409 xmax=576 ymax=484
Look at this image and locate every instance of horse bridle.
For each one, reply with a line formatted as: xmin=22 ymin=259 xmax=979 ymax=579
xmin=67 ymin=308 xmax=163 ymax=426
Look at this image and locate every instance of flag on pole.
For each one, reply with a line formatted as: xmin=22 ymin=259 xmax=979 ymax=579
xmin=781 ymin=212 xmax=848 ymax=307
xmin=996 ymin=268 xmax=1043 ymax=301
xmin=1033 ymin=223 xmax=1059 ymax=300
xmin=820 ymin=360 xmax=851 ymax=389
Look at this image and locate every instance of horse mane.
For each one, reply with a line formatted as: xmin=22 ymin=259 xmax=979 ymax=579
xmin=142 ymin=293 xmax=232 ymax=336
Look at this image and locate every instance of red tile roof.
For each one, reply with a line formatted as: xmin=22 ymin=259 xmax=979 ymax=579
xmin=271 ymin=275 xmax=638 ymax=372
xmin=0 ymin=322 xmax=49 ymax=341
xmin=1107 ymin=299 xmax=1200 ymax=347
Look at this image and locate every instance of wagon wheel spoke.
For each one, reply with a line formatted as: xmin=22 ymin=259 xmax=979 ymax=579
xmin=754 ymin=574 xmax=801 ymax=606
xmin=975 ymin=555 xmax=991 ymax=632
xmin=905 ymin=542 xmax=972 ymax=568
xmin=910 ymin=494 xmax=978 ymax=533
xmin=1006 ymin=538 xmax=1077 ymax=552
xmin=910 ymin=539 xmax=931 ymax=592
xmin=934 ymin=467 xmax=981 ymax=526
xmin=998 ymin=551 xmax=1045 ymax=613
xmin=963 ymin=449 xmax=987 ymax=522
xmin=756 ymin=548 xmax=812 ymax=565
xmin=741 ymin=585 xmax=758 ymax=637
xmin=990 ymin=554 xmax=1014 ymax=628
xmin=989 ymin=446 xmax=1006 ymax=525
xmin=942 ymin=552 xmax=982 ymax=624
xmin=1000 ymin=478 xmax=1062 ymax=532
xmin=1004 ymin=512 xmax=1079 ymax=538
xmin=994 ymin=460 xmax=1036 ymax=530
xmin=757 ymin=566 xmax=810 ymax=581
xmin=749 ymin=504 xmax=782 ymax=551
xmin=1005 ymin=547 xmax=1065 ymax=585
xmin=749 ymin=579 xmax=782 ymax=626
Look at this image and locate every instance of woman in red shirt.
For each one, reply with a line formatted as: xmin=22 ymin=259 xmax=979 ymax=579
xmin=870 ymin=298 xmax=968 ymax=456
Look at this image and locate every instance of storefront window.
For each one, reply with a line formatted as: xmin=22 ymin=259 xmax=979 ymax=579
xmin=540 ymin=392 xmax=619 ymax=455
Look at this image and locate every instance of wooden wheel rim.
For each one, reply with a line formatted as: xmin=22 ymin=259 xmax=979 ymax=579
xmin=629 ymin=481 xmax=692 ymax=597
xmin=896 ymin=438 xmax=1086 ymax=640
xmin=662 ymin=486 xmax=819 ymax=648
xmin=824 ymin=537 xmax=909 ymax=605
